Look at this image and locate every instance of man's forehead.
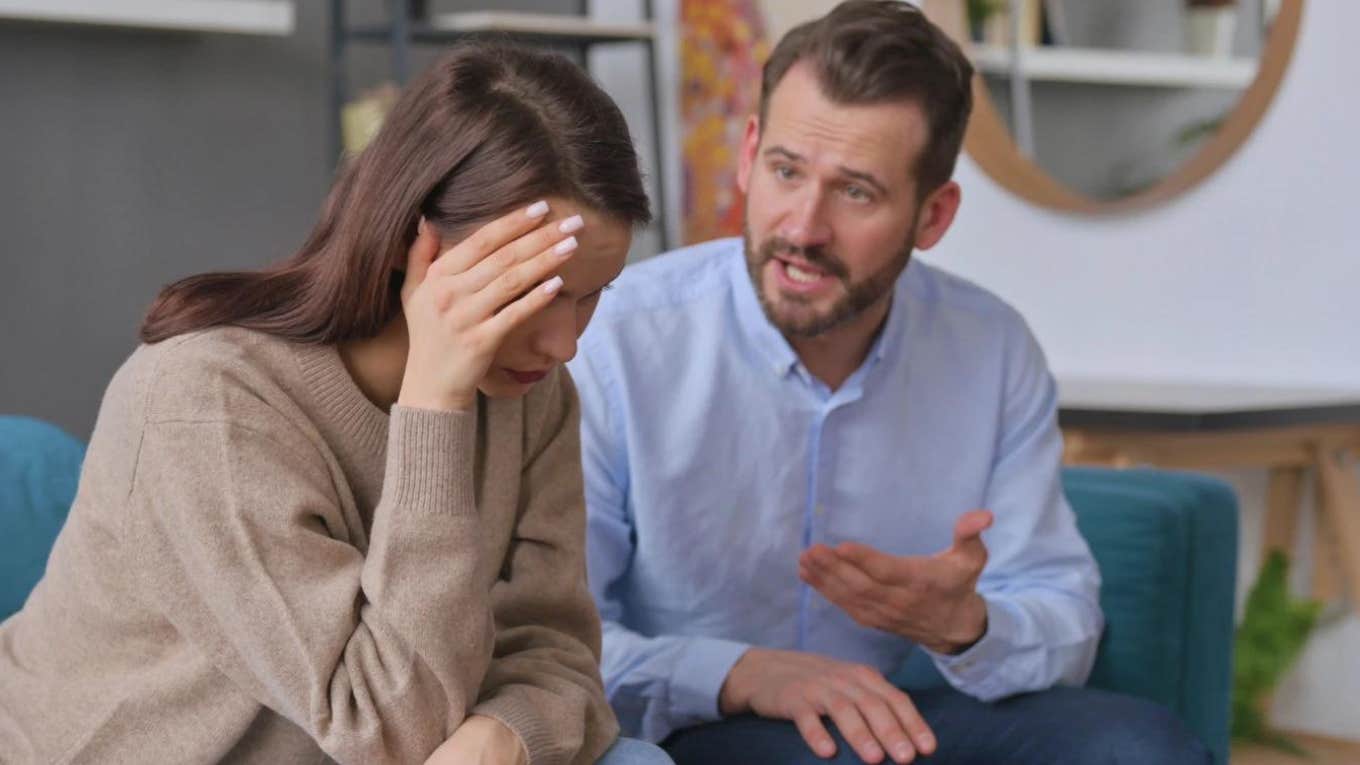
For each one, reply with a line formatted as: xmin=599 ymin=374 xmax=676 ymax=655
xmin=763 ymin=66 xmax=928 ymax=180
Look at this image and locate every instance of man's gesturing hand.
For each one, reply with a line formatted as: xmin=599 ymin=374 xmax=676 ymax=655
xmin=719 ymin=648 xmax=936 ymax=763
xmin=800 ymin=510 xmax=994 ymax=654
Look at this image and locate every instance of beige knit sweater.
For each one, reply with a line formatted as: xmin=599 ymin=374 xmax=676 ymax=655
xmin=0 ymin=328 xmax=617 ymax=764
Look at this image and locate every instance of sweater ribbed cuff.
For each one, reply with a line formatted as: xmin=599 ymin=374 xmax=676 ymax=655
xmin=473 ymin=694 xmax=557 ymax=765
xmin=383 ymin=405 xmax=478 ymax=514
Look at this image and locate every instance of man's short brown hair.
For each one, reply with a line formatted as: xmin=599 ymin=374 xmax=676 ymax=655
xmin=759 ymin=0 xmax=975 ymax=197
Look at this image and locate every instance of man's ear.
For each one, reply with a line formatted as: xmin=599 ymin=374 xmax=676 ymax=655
xmin=736 ymin=115 xmax=761 ymax=195
xmin=913 ymin=181 xmax=962 ymax=251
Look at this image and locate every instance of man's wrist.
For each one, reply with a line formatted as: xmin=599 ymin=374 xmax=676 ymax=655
xmin=921 ymin=593 xmax=988 ymax=655
xmin=718 ymin=647 xmax=757 ymax=715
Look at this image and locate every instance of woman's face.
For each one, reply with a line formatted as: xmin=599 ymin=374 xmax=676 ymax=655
xmin=478 ymin=197 xmax=632 ymax=399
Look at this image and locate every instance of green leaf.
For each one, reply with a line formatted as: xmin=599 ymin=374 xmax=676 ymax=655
xmin=1229 ymin=551 xmax=1323 ymax=752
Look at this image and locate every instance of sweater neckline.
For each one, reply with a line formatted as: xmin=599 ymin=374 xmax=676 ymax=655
xmin=292 ymin=341 xmax=390 ymax=458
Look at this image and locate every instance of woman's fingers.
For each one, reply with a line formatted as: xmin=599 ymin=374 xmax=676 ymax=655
xmin=468 ymin=234 xmax=577 ymax=321
xmin=456 ymin=213 xmax=584 ymax=294
xmin=427 ymin=199 xmax=553 ymax=278
xmin=485 ymin=274 xmax=564 ymax=341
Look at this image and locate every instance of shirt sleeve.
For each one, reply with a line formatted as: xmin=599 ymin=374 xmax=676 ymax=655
xmin=126 ymin=404 xmax=493 ymax=764
xmin=469 ymin=368 xmax=620 ymax=765
xmin=924 ymin=315 xmax=1104 ymax=702
xmin=569 ymin=348 xmax=751 ymax=743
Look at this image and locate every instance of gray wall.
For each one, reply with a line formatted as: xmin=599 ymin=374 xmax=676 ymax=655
xmin=0 ymin=1 xmax=661 ymax=438
xmin=1 ymin=6 xmax=333 ymax=438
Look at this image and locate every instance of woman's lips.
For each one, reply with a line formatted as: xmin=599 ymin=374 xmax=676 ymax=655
xmin=504 ymin=368 xmax=549 ymax=385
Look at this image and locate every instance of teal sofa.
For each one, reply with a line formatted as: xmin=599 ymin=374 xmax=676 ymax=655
xmin=0 ymin=416 xmax=85 ymax=620
xmin=1 ymin=416 xmax=1237 ymax=763
xmin=892 ymin=467 xmax=1238 ymax=764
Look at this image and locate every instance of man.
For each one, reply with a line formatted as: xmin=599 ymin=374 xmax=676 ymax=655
xmin=567 ymin=2 xmax=1211 ymax=763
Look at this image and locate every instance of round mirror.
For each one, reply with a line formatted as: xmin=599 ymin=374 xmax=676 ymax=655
xmin=924 ymin=0 xmax=1304 ymax=213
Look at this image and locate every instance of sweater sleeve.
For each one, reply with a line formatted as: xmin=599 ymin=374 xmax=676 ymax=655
xmin=125 ymin=404 xmax=492 ymax=764
xmin=469 ymin=368 xmax=620 ymax=765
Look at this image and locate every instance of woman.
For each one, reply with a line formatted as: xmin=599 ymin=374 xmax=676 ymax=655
xmin=0 ymin=45 xmax=671 ymax=765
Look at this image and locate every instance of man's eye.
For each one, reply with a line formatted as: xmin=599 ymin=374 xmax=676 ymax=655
xmin=844 ymin=185 xmax=870 ymax=202
xmin=774 ymin=165 xmax=797 ymax=181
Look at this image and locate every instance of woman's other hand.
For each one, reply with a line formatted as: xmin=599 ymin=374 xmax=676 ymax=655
xmin=423 ymin=715 xmax=527 ymax=765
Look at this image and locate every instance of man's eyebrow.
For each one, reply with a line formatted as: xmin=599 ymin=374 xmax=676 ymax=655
xmin=764 ymin=145 xmax=888 ymax=196
xmin=839 ymin=167 xmax=887 ymax=196
xmin=763 ymin=145 xmax=804 ymax=163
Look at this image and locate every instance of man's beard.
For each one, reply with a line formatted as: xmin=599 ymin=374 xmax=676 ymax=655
xmin=743 ymin=221 xmax=916 ymax=338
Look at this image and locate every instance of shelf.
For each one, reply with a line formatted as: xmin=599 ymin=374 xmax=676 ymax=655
xmin=351 ymin=11 xmax=654 ymax=46
xmin=971 ymin=45 xmax=1257 ymax=89
xmin=0 ymin=0 xmax=294 ymax=35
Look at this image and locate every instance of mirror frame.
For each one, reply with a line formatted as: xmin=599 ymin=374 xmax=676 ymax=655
xmin=924 ymin=0 xmax=1305 ymax=214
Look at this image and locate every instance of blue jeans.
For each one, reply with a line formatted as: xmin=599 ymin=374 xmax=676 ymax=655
xmin=662 ymin=686 xmax=1212 ymax=764
xmin=598 ymin=737 xmax=675 ymax=764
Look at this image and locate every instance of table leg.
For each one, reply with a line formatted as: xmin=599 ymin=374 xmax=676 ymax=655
xmin=1315 ymin=446 xmax=1360 ymax=611
xmin=1264 ymin=466 xmax=1305 ymax=559
xmin=1313 ymin=501 xmax=1341 ymax=601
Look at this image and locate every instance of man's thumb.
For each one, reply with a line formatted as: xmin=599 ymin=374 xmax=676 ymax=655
xmin=952 ymin=509 xmax=994 ymax=551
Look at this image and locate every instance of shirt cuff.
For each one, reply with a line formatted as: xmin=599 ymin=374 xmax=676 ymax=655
xmin=923 ymin=596 xmax=1021 ymax=700
xmin=668 ymin=637 xmax=751 ymax=723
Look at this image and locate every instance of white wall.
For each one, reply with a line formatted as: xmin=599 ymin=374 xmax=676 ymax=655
xmin=924 ymin=2 xmax=1359 ymax=390
xmin=919 ymin=1 xmax=1360 ymax=740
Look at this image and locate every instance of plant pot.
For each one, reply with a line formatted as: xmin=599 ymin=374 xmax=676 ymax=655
xmin=1185 ymin=6 xmax=1238 ymax=58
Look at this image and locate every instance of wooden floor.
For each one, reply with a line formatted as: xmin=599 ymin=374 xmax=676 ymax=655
xmin=1232 ymin=732 xmax=1360 ymax=764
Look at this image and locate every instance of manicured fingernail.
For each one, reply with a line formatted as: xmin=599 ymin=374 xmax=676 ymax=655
xmin=554 ymin=236 xmax=578 ymax=256
xmin=817 ymin=740 xmax=835 ymax=757
xmin=865 ymin=742 xmax=883 ymax=761
xmin=919 ymin=734 xmax=935 ymax=751
xmin=896 ymin=743 xmax=914 ymax=760
xmin=559 ymin=214 xmax=584 ymax=233
xmin=526 ymin=200 xmax=550 ymax=218
xmin=542 ymin=276 xmax=564 ymax=294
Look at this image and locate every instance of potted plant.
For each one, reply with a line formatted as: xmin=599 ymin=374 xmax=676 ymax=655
xmin=967 ymin=0 xmax=1042 ymax=47
xmin=967 ymin=0 xmax=1005 ymax=43
xmin=1231 ymin=551 xmax=1322 ymax=755
xmin=1185 ymin=0 xmax=1238 ymax=58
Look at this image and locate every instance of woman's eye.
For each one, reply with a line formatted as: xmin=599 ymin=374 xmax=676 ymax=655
xmin=578 ymin=284 xmax=613 ymax=304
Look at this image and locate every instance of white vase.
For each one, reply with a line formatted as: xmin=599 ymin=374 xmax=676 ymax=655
xmin=1185 ymin=6 xmax=1238 ymax=58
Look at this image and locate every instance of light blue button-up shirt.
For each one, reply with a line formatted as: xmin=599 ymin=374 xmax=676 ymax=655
xmin=568 ymin=238 xmax=1102 ymax=743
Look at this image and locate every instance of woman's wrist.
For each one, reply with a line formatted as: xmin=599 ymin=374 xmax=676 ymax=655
xmin=396 ymin=379 xmax=475 ymax=413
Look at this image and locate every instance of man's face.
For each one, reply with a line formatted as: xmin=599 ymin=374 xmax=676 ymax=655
xmin=738 ymin=62 xmax=931 ymax=338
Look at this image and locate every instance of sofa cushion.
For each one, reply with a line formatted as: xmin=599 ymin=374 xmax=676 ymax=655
xmin=0 ymin=416 xmax=85 ymax=620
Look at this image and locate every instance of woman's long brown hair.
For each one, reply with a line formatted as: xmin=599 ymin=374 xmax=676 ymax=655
xmin=140 ymin=44 xmax=651 ymax=344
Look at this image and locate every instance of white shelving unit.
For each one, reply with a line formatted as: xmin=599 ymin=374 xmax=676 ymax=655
xmin=0 ymin=0 xmax=295 ymax=36
xmin=971 ymin=45 xmax=1257 ymax=89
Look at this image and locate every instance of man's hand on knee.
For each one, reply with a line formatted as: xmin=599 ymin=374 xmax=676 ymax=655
xmin=718 ymin=647 xmax=935 ymax=764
